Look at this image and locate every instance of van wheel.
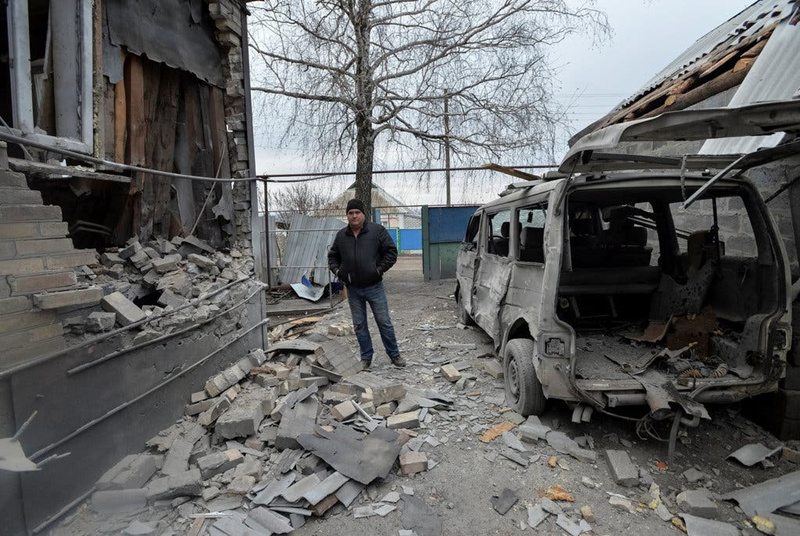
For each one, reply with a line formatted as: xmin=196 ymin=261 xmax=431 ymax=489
xmin=504 ymin=339 xmax=545 ymax=416
xmin=456 ymin=285 xmax=475 ymax=326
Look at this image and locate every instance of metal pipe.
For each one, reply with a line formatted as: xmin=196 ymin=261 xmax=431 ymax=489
xmin=263 ymin=179 xmax=272 ymax=289
xmin=605 ymin=393 xmax=647 ymax=407
xmin=32 ymin=486 xmax=96 ymax=534
xmin=682 ymin=153 xmax=748 ymax=209
xmin=30 ymin=317 xmax=269 ymax=461
xmin=0 ymin=129 xmax=555 ymax=184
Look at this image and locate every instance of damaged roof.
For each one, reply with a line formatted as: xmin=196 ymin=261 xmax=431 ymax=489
xmin=571 ymin=0 xmax=800 ymax=147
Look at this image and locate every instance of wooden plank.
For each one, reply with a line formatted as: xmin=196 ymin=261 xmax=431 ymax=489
xmin=124 ymin=54 xmax=145 ymax=166
xmin=9 ymin=158 xmax=130 ymax=184
xmin=151 ymin=69 xmax=180 ymax=237
xmin=113 ymin=78 xmax=126 ymax=163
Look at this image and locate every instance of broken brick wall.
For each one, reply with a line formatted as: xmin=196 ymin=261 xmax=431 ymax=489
xmin=0 ymin=143 xmax=100 ymax=372
xmin=209 ymin=0 xmax=259 ymax=261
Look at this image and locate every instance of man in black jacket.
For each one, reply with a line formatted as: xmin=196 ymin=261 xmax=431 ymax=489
xmin=328 ymin=199 xmax=405 ymax=369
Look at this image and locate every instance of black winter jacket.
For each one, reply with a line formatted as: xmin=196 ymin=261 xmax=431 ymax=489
xmin=328 ymin=222 xmax=397 ymax=288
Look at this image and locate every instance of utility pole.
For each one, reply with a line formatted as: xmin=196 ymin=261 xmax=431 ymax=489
xmin=443 ymin=91 xmax=452 ymax=206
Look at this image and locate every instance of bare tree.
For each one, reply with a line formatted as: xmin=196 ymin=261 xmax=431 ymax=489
xmin=266 ymin=182 xmax=332 ymax=224
xmin=250 ymin=1 xmax=608 ymax=214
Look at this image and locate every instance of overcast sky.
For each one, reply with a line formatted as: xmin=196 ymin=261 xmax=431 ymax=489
xmin=255 ymin=0 xmax=755 ymax=207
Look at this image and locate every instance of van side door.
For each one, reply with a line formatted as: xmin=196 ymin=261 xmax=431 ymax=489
xmin=472 ymin=208 xmax=513 ymax=343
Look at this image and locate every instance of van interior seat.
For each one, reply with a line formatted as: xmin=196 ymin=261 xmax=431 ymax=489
xmin=519 ymin=226 xmax=545 ymax=262
xmin=558 ymin=266 xmax=661 ymax=296
xmin=489 ymin=221 xmax=511 ymax=256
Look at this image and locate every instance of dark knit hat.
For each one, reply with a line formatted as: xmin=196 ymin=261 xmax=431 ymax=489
xmin=346 ymin=199 xmax=365 ymax=214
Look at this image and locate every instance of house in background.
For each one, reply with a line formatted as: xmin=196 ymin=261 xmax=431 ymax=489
xmin=570 ymin=0 xmax=800 ymax=439
xmin=324 ymin=182 xmax=422 ymax=229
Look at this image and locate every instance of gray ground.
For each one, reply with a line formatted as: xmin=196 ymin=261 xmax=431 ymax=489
xmin=290 ymin=257 xmax=797 ymax=536
xmin=53 ymin=256 xmax=798 ymax=536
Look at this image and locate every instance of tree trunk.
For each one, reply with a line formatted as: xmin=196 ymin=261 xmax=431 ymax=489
xmin=355 ymin=116 xmax=374 ymax=217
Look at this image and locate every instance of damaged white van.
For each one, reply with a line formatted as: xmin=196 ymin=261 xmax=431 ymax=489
xmin=456 ymin=102 xmax=799 ymax=437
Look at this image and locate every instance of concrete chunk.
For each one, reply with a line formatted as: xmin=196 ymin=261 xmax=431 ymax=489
xmin=188 ymin=253 xmax=216 ymax=269
xmin=518 ymin=422 xmax=551 ymax=442
xmin=400 ymin=451 xmax=428 ymax=475
xmin=98 ymin=454 xmax=160 ymax=491
xmin=343 ymin=372 xmax=406 ymax=405
xmin=605 ymin=449 xmax=639 ymax=487
xmin=482 ymin=360 xmax=504 ymax=379
xmin=119 ymin=241 xmax=142 ymax=260
xmin=331 ymin=400 xmax=357 ymax=421
xmin=197 ymin=396 xmax=232 ymax=427
xmin=86 ymin=311 xmax=116 ymax=332
xmin=677 ymin=489 xmax=718 ymax=519
xmin=151 ymin=257 xmax=179 ymax=273
xmin=440 ymin=364 xmax=461 ymax=382
xmin=198 ymin=449 xmax=244 ymax=480
xmin=101 ymin=291 xmax=146 ymax=326
xmin=387 ymin=410 xmax=420 ymax=430
xmin=216 ymin=398 xmax=266 ymax=439
xmin=146 ymin=468 xmax=202 ymax=501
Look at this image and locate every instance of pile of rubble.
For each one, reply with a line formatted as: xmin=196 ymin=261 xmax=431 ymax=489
xmin=78 ymin=333 xmax=455 ymax=535
xmin=62 ymin=235 xmax=257 ymax=343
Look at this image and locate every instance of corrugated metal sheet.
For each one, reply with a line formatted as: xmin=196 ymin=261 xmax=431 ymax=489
xmin=279 ymin=214 xmax=342 ymax=286
xmin=700 ymin=18 xmax=800 ymax=155
xmin=616 ymin=1 xmax=796 ymax=111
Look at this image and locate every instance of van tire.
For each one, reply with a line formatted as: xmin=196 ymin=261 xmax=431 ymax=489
xmin=504 ymin=338 xmax=545 ymax=416
xmin=456 ymin=285 xmax=475 ymax=326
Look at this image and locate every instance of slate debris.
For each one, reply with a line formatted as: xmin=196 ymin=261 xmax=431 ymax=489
xmin=491 ymin=488 xmax=519 ymax=515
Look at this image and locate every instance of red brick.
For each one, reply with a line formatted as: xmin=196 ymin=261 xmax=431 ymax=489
xmin=0 ymin=205 xmax=62 ymax=222
xmin=15 ymin=238 xmax=75 ymax=257
xmin=9 ymin=271 xmax=77 ymax=295
xmin=45 ymin=250 xmax=98 ymax=270
xmin=0 ymin=257 xmax=45 ymax=276
xmin=0 ymin=222 xmax=39 ymax=239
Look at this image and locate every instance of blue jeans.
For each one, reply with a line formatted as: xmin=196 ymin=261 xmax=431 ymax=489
xmin=347 ymin=281 xmax=400 ymax=361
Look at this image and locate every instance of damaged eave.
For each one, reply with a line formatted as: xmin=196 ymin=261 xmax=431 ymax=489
xmin=560 ymin=100 xmax=800 ymax=174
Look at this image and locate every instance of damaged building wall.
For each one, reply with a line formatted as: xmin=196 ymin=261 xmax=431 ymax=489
xmin=0 ymin=1 xmax=267 ymax=532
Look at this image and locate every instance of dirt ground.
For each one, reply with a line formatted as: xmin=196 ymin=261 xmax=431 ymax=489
xmin=290 ymin=255 xmax=798 ymax=536
xmin=52 ymin=256 xmax=799 ymax=536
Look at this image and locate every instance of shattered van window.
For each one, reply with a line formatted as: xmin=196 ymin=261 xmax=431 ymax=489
xmin=487 ymin=210 xmax=511 ymax=257
xmin=517 ymin=204 xmax=547 ymax=263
